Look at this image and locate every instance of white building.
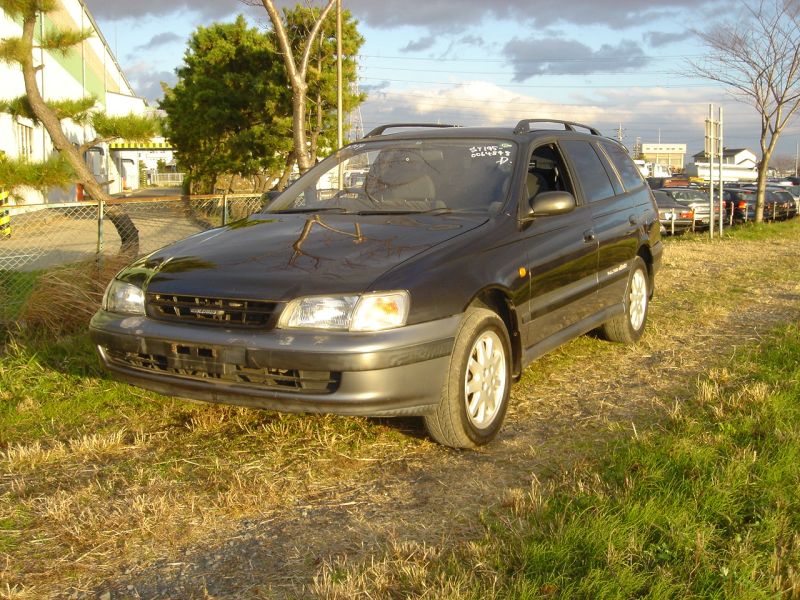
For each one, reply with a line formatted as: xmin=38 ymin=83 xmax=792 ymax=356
xmin=686 ymin=148 xmax=758 ymax=182
xmin=0 ymin=0 xmax=148 ymax=203
xmin=641 ymin=143 xmax=687 ymax=173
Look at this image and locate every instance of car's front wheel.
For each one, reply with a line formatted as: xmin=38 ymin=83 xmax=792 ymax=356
xmin=424 ymin=307 xmax=511 ymax=448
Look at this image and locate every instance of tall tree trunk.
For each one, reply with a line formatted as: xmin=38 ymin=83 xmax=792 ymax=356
xmin=276 ymin=152 xmax=296 ymax=191
xmin=291 ymin=86 xmax=312 ymax=172
xmin=755 ymin=155 xmax=771 ymax=223
xmin=260 ymin=0 xmax=335 ymax=174
xmin=20 ymin=15 xmax=139 ymax=254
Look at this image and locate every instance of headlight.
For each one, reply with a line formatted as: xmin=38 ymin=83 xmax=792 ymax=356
xmin=103 ymin=279 xmax=145 ymax=315
xmin=278 ymin=291 xmax=409 ymax=331
xmin=350 ymin=292 xmax=410 ymax=331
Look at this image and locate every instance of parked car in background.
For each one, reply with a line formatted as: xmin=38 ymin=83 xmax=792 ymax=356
xmin=722 ymin=187 xmax=797 ymax=223
xmin=781 ymin=185 xmax=800 ymax=212
xmin=657 ymin=187 xmax=724 ymax=229
xmin=653 ymin=190 xmax=694 ymax=235
xmin=766 ymin=188 xmax=798 ymax=220
xmin=723 ymin=188 xmax=760 ymax=223
xmin=90 ymin=119 xmax=663 ymax=449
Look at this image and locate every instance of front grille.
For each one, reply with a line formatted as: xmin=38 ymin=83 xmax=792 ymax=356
xmin=104 ymin=344 xmax=340 ymax=394
xmin=147 ymin=293 xmax=279 ymax=328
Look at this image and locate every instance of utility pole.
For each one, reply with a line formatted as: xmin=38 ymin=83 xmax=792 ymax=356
xmin=718 ymin=106 xmax=724 ymax=236
xmin=707 ymin=104 xmax=715 ymax=238
xmin=705 ymin=104 xmax=723 ymax=238
xmin=795 ymin=140 xmax=798 ymax=177
xmin=336 ymin=0 xmax=343 ymax=151
xmin=335 ymin=0 xmax=343 ymax=190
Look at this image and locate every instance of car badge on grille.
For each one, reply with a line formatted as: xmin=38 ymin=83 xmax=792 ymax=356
xmin=189 ymin=307 xmax=226 ymax=317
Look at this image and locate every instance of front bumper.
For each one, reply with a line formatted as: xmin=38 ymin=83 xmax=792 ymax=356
xmin=90 ymin=310 xmax=459 ymax=417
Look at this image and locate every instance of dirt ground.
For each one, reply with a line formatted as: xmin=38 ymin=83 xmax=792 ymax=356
xmin=60 ymin=231 xmax=800 ymax=600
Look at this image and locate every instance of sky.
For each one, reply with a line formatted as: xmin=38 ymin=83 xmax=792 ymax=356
xmin=83 ymin=0 xmax=800 ymax=160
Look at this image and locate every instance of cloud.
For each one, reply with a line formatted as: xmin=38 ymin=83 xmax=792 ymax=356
xmin=343 ymin=0 xmax=722 ymax=31
xmin=503 ymin=38 xmax=649 ymax=80
xmin=357 ymin=79 xmax=774 ymax=156
xmin=457 ymin=35 xmax=485 ymax=48
xmin=360 ymin=80 xmax=391 ymax=93
xmin=360 ymin=81 xmax=610 ymax=130
xmin=133 ymin=32 xmax=183 ymax=52
xmin=123 ymin=63 xmax=178 ymax=102
xmin=401 ymin=36 xmax=437 ymax=53
xmin=84 ymin=0 xmax=242 ymax=20
xmin=644 ymin=30 xmax=696 ymax=47
xmin=85 ymin=0 xmax=724 ymax=31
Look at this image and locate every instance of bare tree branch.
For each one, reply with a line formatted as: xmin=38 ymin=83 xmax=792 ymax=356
xmin=689 ymin=0 xmax=800 ymax=222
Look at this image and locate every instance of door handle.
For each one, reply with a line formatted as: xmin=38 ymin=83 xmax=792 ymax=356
xmin=628 ymin=214 xmax=638 ymax=225
xmin=583 ymin=229 xmax=596 ymax=242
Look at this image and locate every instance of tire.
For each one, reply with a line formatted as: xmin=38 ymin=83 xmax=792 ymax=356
xmin=599 ymin=256 xmax=649 ymax=343
xmin=424 ymin=307 xmax=511 ymax=449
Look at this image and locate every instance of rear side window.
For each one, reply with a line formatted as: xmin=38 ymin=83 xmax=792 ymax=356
xmin=600 ymin=142 xmax=645 ymax=191
xmin=730 ymin=190 xmax=755 ymax=201
xmin=671 ymin=190 xmax=708 ymax=202
xmin=560 ymin=140 xmax=615 ymax=203
xmin=772 ymin=190 xmax=793 ymax=202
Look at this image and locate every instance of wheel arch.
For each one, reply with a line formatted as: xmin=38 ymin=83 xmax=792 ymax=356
xmin=636 ymin=244 xmax=654 ymax=297
xmin=467 ymin=287 xmax=522 ymax=380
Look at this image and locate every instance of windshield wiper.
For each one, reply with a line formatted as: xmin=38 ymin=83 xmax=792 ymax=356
xmin=355 ymin=207 xmax=454 ymax=215
xmin=273 ymin=207 xmax=352 ymax=214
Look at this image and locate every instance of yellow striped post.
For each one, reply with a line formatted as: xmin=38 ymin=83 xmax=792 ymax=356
xmin=0 ymin=190 xmax=10 ymax=238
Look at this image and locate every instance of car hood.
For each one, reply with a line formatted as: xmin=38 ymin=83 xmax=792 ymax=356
xmin=125 ymin=212 xmax=487 ymax=300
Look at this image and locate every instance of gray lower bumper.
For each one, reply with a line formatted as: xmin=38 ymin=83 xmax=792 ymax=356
xmin=90 ymin=311 xmax=460 ymax=417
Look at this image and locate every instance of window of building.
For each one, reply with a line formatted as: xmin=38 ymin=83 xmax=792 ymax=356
xmin=16 ymin=123 xmax=33 ymax=159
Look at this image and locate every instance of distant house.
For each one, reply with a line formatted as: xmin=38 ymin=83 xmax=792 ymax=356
xmin=0 ymin=0 xmax=149 ymax=203
xmin=685 ymin=148 xmax=758 ymax=182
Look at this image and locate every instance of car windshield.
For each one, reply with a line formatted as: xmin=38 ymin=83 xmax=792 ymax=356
xmin=265 ymin=138 xmax=517 ymax=215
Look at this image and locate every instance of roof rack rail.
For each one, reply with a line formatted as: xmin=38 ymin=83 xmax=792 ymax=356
xmin=363 ymin=123 xmax=460 ymax=138
xmin=513 ymin=119 xmax=602 ymax=136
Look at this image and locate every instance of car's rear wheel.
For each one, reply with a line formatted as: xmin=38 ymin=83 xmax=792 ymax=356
xmin=599 ymin=256 xmax=649 ymax=343
xmin=424 ymin=307 xmax=511 ymax=448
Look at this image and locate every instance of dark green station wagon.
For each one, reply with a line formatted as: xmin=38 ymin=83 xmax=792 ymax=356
xmin=91 ymin=119 xmax=662 ymax=448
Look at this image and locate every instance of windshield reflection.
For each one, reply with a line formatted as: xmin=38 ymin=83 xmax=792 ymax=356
xmin=266 ymin=139 xmax=516 ymax=216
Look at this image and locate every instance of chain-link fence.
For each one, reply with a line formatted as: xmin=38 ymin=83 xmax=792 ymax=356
xmin=0 ymin=194 xmax=264 ymax=326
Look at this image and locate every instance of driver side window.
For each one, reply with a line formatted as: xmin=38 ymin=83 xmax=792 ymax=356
xmin=526 ymin=144 xmax=574 ymax=202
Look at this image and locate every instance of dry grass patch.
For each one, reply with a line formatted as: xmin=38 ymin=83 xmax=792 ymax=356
xmin=0 ymin=398 xmax=427 ymax=595
xmin=16 ymin=253 xmax=131 ymax=336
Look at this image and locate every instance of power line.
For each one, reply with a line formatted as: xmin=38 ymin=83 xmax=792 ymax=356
xmin=358 ymin=53 xmax=708 ymax=63
xmin=362 ymin=65 xmax=684 ymax=76
xmin=359 ymin=76 xmax=724 ymax=89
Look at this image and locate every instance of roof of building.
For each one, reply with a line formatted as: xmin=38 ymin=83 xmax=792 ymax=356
xmin=692 ymin=148 xmax=754 ymax=159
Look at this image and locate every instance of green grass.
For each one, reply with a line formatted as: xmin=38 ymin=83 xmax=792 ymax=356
xmin=325 ymin=323 xmax=800 ymax=599
xmin=0 ymin=334 xmax=159 ymax=443
xmin=0 ymin=269 xmax=41 ymax=325
xmin=508 ymin=327 xmax=800 ymax=598
xmin=668 ymin=216 xmax=800 ymax=243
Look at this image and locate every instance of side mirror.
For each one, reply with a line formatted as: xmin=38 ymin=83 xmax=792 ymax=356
xmin=525 ymin=191 xmax=576 ymax=218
